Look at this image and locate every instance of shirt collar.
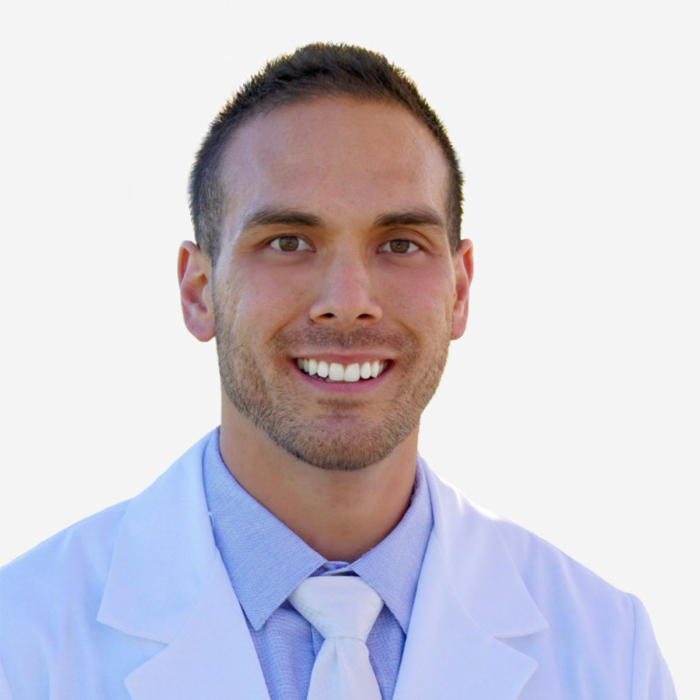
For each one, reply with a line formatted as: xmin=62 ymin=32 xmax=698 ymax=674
xmin=203 ymin=429 xmax=433 ymax=634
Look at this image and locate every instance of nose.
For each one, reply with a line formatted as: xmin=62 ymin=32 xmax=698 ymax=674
xmin=309 ymin=254 xmax=383 ymax=328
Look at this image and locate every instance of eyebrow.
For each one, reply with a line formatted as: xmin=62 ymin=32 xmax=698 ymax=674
xmin=239 ymin=207 xmax=324 ymax=233
xmin=372 ymin=208 xmax=445 ymax=229
xmin=237 ymin=205 xmax=446 ymax=235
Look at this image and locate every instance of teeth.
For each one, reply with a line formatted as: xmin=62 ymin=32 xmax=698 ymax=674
xmin=329 ymin=363 xmax=344 ymax=381
xmin=296 ymin=358 xmax=388 ymax=382
xmin=344 ymin=363 xmax=361 ymax=382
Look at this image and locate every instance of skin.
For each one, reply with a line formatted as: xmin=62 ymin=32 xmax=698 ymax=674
xmin=178 ymin=97 xmax=473 ymax=561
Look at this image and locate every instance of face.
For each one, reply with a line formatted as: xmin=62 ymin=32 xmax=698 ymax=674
xmin=204 ymin=97 xmax=472 ymax=471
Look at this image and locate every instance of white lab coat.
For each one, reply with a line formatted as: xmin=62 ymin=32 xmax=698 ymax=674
xmin=0 ymin=432 xmax=676 ymax=699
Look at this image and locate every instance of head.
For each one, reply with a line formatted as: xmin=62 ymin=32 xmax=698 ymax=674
xmin=179 ymin=44 xmax=473 ymax=472
xmin=188 ymin=43 xmax=464 ymax=265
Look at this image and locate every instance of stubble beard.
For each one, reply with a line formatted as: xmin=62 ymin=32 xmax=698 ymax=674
xmin=214 ymin=310 xmax=451 ymax=472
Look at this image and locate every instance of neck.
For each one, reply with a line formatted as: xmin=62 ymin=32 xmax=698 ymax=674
xmin=218 ymin=401 xmax=419 ymax=562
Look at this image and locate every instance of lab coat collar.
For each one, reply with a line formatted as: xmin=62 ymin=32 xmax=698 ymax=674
xmin=391 ymin=459 xmax=549 ymax=699
xmin=422 ymin=456 xmax=549 ymax=639
xmin=97 ymin=434 xmax=548 ymax=699
xmin=97 ymin=431 xmax=271 ymax=699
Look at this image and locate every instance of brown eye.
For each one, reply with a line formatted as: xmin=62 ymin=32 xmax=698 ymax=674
xmin=270 ymin=236 xmax=311 ymax=252
xmin=381 ymin=239 xmax=419 ymax=254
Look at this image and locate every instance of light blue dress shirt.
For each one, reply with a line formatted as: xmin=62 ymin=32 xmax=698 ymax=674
xmin=202 ymin=430 xmax=433 ymax=700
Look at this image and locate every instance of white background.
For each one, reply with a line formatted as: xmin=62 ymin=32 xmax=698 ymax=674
xmin=1 ymin=0 xmax=697 ymax=696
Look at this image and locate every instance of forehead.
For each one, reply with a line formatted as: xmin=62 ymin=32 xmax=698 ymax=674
xmin=218 ymin=97 xmax=450 ymax=232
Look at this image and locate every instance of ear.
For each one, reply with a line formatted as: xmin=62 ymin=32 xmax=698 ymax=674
xmin=178 ymin=241 xmax=215 ymax=342
xmin=451 ymin=239 xmax=474 ymax=340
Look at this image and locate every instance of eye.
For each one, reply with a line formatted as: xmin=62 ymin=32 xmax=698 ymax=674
xmin=269 ymin=236 xmax=312 ymax=252
xmin=379 ymin=239 xmax=420 ymax=254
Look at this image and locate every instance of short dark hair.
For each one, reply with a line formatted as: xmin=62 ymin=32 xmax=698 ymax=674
xmin=189 ymin=43 xmax=463 ymax=262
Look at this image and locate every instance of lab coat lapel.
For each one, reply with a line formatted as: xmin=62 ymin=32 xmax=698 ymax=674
xmin=124 ymin=552 xmax=269 ymax=700
xmin=393 ymin=462 xmax=549 ymax=700
xmin=96 ymin=432 xmax=270 ymax=700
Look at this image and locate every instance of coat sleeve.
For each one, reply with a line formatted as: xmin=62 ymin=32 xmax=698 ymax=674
xmin=0 ymin=660 xmax=13 ymax=700
xmin=629 ymin=594 xmax=677 ymax=700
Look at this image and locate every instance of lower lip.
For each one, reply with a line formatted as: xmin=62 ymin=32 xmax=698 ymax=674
xmin=293 ymin=362 xmax=393 ymax=393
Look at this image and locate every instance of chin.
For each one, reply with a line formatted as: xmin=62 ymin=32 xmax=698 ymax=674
xmin=268 ymin=418 xmax=417 ymax=472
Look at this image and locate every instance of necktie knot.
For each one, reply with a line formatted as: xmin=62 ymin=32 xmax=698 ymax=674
xmin=288 ymin=575 xmax=383 ymax=642
xmin=288 ymin=575 xmax=384 ymax=699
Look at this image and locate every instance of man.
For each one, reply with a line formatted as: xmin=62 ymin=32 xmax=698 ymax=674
xmin=0 ymin=43 xmax=676 ymax=699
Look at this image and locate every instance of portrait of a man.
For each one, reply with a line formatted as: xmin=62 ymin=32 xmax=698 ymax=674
xmin=0 ymin=41 xmax=684 ymax=700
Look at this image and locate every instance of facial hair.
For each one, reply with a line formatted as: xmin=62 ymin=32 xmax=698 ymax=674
xmin=214 ymin=307 xmax=451 ymax=471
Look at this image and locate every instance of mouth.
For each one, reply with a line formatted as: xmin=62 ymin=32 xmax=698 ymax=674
xmin=295 ymin=358 xmax=390 ymax=383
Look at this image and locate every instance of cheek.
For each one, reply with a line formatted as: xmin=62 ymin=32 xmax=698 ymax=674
xmin=381 ymin=267 xmax=455 ymax=330
xmin=231 ymin=266 xmax=310 ymax=329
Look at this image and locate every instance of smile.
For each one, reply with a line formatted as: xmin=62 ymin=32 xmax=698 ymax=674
xmin=295 ymin=358 xmax=389 ymax=383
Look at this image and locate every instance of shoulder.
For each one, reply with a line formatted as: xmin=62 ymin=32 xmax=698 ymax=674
xmin=0 ymin=430 xmax=213 ymax=622
xmin=425 ymin=466 xmax=640 ymax=648
xmin=489 ymin=511 xmax=675 ymax=694
xmin=424 ymin=467 xmax=676 ymax=697
xmin=491 ymin=507 xmax=637 ymax=631
xmin=0 ymin=432 xmax=216 ymax=696
xmin=0 ymin=429 xmax=214 ymax=624
xmin=1 ymin=498 xmax=129 ymax=581
xmin=1 ymin=430 xmax=215 ymax=591
xmin=0 ymin=500 xmax=132 ymax=692
xmin=426 ymin=465 xmax=630 ymax=602
xmin=435 ymin=469 xmax=636 ymax=616
xmin=0 ymin=500 xmax=130 ymax=631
